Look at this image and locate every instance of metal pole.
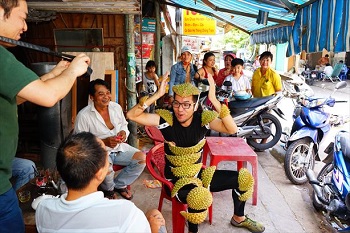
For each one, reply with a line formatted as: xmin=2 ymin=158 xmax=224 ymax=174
xmin=125 ymin=14 xmax=138 ymax=148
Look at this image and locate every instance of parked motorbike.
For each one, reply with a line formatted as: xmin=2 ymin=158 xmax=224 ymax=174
xmin=301 ymin=68 xmax=318 ymax=86
xmin=199 ymin=80 xmax=285 ymax=151
xmin=282 ymin=73 xmax=314 ymax=99
xmin=282 ymin=81 xmax=348 ymax=185
xmin=306 ymin=130 xmax=350 ymax=232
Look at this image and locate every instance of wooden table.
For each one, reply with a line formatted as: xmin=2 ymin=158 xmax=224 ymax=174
xmin=202 ymin=137 xmax=258 ymax=205
xmin=17 ymin=180 xmax=57 ymax=233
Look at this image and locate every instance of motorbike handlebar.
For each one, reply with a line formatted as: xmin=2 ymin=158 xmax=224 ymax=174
xmin=335 ymin=100 xmax=348 ymax=103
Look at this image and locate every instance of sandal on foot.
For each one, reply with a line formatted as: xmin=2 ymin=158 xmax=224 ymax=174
xmin=231 ymin=216 xmax=265 ymax=233
xmin=102 ymin=190 xmax=118 ymax=199
xmin=114 ymin=187 xmax=133 ymax=200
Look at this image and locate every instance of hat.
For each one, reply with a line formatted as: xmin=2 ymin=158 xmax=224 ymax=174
xmin=225 ymin=53 xmax=236 ymax=60
xmin=181 ymin=46 xmax=192 ymax=55
xmin=173 ymin=83 xmax=200 ymax=97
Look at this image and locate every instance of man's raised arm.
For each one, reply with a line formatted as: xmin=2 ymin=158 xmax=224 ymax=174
xmin=126 ymin=72 xmax=169 ymax=126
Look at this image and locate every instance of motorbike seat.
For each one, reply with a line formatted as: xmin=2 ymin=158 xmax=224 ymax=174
xmin=228 ymin=95 xmax=275 ymax=117
xmin=339 ymin=131 xmax=350 ymax=160
xmin=228 ymin=95 xmax=275 ymax=110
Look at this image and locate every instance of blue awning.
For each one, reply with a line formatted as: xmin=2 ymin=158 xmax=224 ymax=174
xmin=250 ymin=26 xmax=293 ymax=44
xmin=161 ymin=0 xmax=349 ymax=54
xmin=287 ymin=0 xmax=350 ymax=55
xmin=162 ymin=0 xmax=307 ymax=33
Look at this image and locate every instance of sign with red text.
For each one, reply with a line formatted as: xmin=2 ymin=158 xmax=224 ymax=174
xmin=182 ymin=36 xmax=200 ymax=52
xmin=183 ymin=10 xmax=216 ymax=35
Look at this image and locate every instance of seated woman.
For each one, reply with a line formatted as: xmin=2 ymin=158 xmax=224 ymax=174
xmin=194 ymin=52 xmax=218 ymax=91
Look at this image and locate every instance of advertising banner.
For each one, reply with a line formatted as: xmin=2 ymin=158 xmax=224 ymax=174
xmin=183 ymin=10 xmax=216 ymax=35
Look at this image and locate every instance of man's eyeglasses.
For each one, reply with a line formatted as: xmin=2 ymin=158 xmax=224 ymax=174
xmin=172 ymin=100 xmax=195 ymax=109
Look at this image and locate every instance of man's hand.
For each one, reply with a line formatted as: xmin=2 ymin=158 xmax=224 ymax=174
xmin=51 ymin=60 xmax=69 ymax=77
xmin=147 ymin=210 xmax=166 ymax=233
xmin=104 ymin=137 xmax=119 ymax=148
xmin=63 ymin=53 xmax=91 ymax=77
xmin=103 ymin=131 xmax=126 ymax=148
xmin=157 ymin=72 xmax=169 ymax=98
xmin=116 ymin=130 xmax=127 ymax=143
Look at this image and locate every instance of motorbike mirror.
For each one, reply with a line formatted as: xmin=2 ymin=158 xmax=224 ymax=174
xmin=223 ymin=80 xmax=232 ymax=87
xmin=335 ymin=81 xmax=347 ymax=90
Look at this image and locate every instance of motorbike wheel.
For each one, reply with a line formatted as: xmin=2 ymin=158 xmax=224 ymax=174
xmin=284 ymin=138 xmax=315 ymax=184
xmin=312 ymin=163 xmax=333 ymax=211
xmin=305 ymin=77 xmax=314 ymax=86
xmin=245 ymin=113 xmax=282 ymax=151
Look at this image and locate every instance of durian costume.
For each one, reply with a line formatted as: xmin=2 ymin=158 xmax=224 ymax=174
xmin=149 ymin=83 xmax=254 ymax=233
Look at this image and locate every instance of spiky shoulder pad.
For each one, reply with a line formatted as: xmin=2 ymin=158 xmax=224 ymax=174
xmin=201 ymin=110 xmax=218 ymax=127
xmin=155 ymin=109 xmax=173 ymax=126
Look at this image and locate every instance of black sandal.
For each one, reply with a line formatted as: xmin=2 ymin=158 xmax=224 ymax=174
xmin=114 ymin=187 xmax=133 ymax=200
xmin=102 ymin=190 xmax=118 ymax=199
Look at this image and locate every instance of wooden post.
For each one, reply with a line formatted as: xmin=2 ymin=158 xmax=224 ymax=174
xmin=125 ymin=14 xmax=138 ymax=148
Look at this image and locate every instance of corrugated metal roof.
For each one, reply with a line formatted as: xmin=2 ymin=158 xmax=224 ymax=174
xmin=161 ymin=0 xmax=314 ymax=33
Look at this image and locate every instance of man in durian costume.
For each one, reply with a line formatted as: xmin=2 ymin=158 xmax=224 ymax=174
xmin=127 ymin=73 xmax=265 ymax=233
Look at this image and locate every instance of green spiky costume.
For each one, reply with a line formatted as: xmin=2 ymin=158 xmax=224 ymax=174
xmin=156 ymin=109 xmax=254 ymax=233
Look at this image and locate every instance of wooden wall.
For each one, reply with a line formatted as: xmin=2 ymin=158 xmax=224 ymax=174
xmin=25 ymin=13 xmax=127 ymax=110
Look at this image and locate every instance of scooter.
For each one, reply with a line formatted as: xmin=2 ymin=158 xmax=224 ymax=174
xmin=306 ymin=130 xmax=350 ymax=232
xmin=282 ymin=81 xmax=348 ymax=185
xmin=302 ymin=68 xmax=318 ymax=86
xmin=199 ymin=82 xmax=285 ymax=151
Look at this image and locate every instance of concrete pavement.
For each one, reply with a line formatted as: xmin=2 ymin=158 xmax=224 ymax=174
xmin=119 ymin=135 xmax=332 ymax=233
xmin=124 ymin=80 xmax=350 ymax=232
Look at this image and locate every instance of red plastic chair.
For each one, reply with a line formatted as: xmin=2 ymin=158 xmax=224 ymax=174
xmin=146 ymin=143 xmax=212 ymax=233
xmin=144 ymin=125 xmax=164 ymax=145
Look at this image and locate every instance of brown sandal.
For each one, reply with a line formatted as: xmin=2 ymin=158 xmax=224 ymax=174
xmin=102 ymin=190 xmax=118 ymax=199
xmin=114 ymin=187 xmax=133 ymax=200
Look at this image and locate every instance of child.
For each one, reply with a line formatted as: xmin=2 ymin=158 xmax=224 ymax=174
xmin=142 ymin=60 xmax=160 ymax=112
xmin=221 ymin=58 xmax=252 ymax=95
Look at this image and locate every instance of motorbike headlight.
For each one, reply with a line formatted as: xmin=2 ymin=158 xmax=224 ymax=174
xmin=303 ymin=98 xmax=325 ymax=108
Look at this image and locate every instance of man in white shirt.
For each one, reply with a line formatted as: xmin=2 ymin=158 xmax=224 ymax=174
xmin=323 ymin=63 xmax=334 ymax=77
xmin=35 ymin=132 xmax=166 ymax=233
xmin=74 ymin=79 xmax=146 ymax=200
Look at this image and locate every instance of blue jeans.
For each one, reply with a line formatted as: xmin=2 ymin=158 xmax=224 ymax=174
xmin=100 ymin=145 xmax=146 ymax=191
xmin=0 ymin=188 xmax=25 ymax=233
xmin=12 ymin=158 xmax=36 ymax=191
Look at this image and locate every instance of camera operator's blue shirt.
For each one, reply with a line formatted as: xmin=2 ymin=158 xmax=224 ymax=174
xmin=169 ymin=62 xmax=196 ymax=96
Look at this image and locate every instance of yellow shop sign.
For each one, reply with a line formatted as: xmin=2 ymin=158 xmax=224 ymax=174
xmin=182 ymin=10 xmax=216 ymax=35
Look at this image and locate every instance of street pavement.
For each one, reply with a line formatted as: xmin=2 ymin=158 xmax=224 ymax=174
xmin=125 ymin=79 xmax=350 ymax=233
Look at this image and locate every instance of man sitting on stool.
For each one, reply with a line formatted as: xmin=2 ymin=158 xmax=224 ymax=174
xmin=74 ymin=79 xmax=146 ymax=200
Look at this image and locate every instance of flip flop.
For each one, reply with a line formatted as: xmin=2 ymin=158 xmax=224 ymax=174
xmin=102 ymin=190 xmax=118 ymax=199
xmin=114 ymin=187 xmax=133 ymax=200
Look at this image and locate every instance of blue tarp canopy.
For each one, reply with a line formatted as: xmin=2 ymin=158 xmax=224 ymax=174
xmin=250 ymin=26 xmax=293 ymax=44
xmin=287 ymin=0 xmax=350 ymax=55
xmin=161 ymin=0 xmax=349 ymax=54
xmin=162 ymin=0 xmax=307 ymax=33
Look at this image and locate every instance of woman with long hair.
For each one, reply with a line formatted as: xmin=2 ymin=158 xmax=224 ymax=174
xmin=194 ymin=52 xmax=218 ymax=86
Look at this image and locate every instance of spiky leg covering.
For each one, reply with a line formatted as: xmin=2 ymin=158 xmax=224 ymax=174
xmin=167 ymin=140 xmax=215 ymax=224
xmin=237 ymin=168 xmax=254 ymax=201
